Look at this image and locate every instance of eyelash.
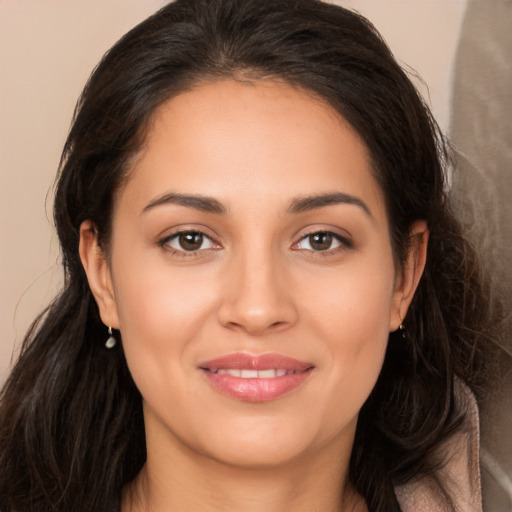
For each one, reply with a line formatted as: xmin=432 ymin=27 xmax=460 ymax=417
xmin=293 ymin=230 xmax=353 ymax=254
xmin=158 ymin=230 xmax=221 ymax=257
xmin=157 ymin=229 xmax=352 ymax=257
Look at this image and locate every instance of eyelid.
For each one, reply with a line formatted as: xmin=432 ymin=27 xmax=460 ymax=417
xmin=292 ymin=227 xmax=353 ymax=251
xmin=156 ymin=226 xmax=222 ymax=255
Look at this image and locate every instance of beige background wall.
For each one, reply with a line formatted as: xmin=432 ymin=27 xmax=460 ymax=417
xmin=0 ymin=0 xmax=166 ymax=380
xmin=0 ymin=0 xmax=467 ymax=382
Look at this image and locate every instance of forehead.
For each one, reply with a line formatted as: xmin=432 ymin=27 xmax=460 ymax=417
xmin=121 ymin=79 xmax=386 ymax=219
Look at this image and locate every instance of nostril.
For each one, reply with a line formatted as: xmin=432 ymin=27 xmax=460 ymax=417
xmin=217 ymin=280 xmax=299 ymax=334
xmin=221 ymin=317 xmax=290 ymax=336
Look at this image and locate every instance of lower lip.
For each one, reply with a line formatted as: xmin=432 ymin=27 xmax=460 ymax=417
xmin=201 ymin=370 xmax=313 ymax=402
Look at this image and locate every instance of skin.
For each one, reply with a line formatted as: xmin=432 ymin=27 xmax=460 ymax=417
xmin=80 ymin=79 xmax=428 ymax=511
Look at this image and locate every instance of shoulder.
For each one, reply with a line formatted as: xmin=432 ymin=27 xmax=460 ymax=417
xmin=394 ymin=379 xmax=482 ymax=512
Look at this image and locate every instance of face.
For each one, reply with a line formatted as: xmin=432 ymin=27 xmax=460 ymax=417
xmin=81 ymin=79 xmax=425 ymax=471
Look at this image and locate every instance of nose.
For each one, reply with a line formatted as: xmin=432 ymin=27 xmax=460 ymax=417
xmin=217 ymin=248 xmax=298 ymax=336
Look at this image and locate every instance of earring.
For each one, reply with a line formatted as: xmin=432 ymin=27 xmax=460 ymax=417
xmin=105 ymin=326 xmax=116 ymax=349
xmin=399 ymin=323 xmax=406 ymax=339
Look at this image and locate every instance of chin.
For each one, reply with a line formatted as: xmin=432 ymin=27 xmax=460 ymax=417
xmin=202 ymin=435 xmax=315 ymax=469
xmin=184 ymin=410 xmax=355 ymax=470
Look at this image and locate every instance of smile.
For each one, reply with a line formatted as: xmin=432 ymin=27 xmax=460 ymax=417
xmin=199 ymin=353 xmax=314 ymax=402
xmin=211 ymin=369 xmax=296 ymax=378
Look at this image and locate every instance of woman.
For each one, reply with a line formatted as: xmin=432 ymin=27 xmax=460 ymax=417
xmin=0 ymin=0 xmax=499 ymax=510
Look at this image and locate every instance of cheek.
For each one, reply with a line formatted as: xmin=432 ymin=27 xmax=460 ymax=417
xmin=109 ymin=251 xmax=219 ymax=386
xmin=305 ymin=253 xmax=395 ymax=342
xmin=112 ymin=247 xmax=215 ymax=332
xmin=301 ymin=257 xmax=395 ymax=407
xmin=338 ymin=268 xmax=394 ymax=366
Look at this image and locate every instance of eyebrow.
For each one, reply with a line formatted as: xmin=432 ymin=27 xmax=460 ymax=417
xmin=142 ymin=193 xmax=227 ymax=215
xmin=286 ymin=192 xmax=372 ymax=217
xmin=141 ymin=191 xmax=371 ymax=218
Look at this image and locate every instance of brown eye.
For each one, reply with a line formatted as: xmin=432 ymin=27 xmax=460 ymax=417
xmin=309 ymin=233 xmax=333 ymax=251
xmin=178 ymin=232 xmax=204 ymax=251
xmin=295 ymin=231 xmax=348 ymax=252
xmin=163 ymin=231 xmax=215 ymax=252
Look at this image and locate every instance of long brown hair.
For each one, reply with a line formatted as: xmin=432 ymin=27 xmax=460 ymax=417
xmin=0 ymin=1 xmax=501 ymax=510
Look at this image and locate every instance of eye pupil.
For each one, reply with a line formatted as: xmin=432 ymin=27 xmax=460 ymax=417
xmin=310 ymin=233 xmax=332 ymax=251
xmin=179 ymin=232 xmax=203 ymax=251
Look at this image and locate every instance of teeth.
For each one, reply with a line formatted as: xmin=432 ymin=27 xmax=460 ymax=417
xmin=217 ymin=369 xmax=240 ymax=377
xmin=241 ymin=369 xmax=259 ymax=378
xmin=214 ymin=369 xmax=292 ymax=378
xmin=258 ymin=369 xmax=277 ymax=378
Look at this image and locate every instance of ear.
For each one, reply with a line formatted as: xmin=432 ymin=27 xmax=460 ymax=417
xmin=389 ymin=220 xmax=429 ymax=332
xmin=79 ymin=220 xmax=120 ymax=329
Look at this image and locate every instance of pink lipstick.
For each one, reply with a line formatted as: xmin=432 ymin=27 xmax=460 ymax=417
xmin=199 ymin=353 xmax=314 ymax=402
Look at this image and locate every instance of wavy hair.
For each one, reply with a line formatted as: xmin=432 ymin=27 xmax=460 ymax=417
xmin=0 ymin=1 xmax=499 ymax=510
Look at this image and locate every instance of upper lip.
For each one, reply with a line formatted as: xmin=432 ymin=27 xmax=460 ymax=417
xmin=199 ymin=353 xmax=313 ymax=372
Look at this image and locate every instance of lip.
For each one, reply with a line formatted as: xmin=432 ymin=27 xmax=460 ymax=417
xmin=199 ymin=353 xmax=314 ymax=402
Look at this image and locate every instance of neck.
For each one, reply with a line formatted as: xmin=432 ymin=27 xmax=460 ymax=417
xmin=122 ymin=432 xmax=366 ymax=512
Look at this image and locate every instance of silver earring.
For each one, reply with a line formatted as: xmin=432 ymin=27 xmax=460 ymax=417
xmin=105 ymin=326 xmax=117 ymax=349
